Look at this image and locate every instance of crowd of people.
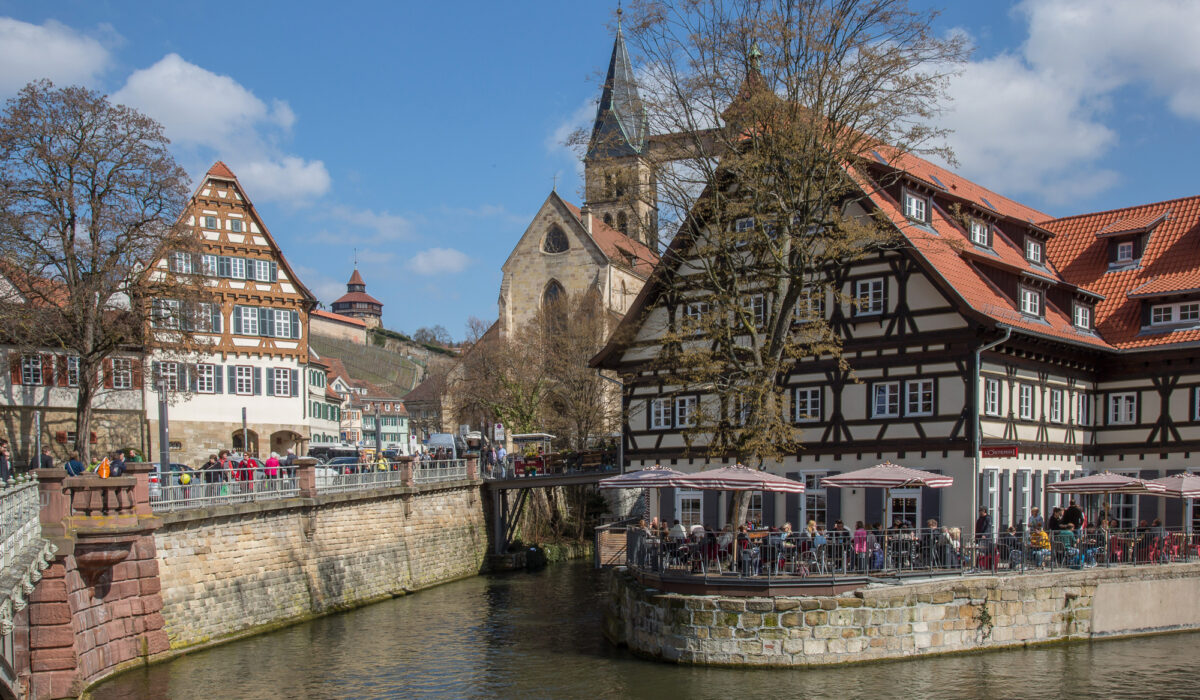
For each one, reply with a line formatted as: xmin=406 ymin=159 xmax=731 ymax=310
xmin=975 ymin=501 xmax=1170 ymax=569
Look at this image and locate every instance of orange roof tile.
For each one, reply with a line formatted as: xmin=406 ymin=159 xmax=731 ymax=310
xmin=332 ymin=291 xmax=383 ymax=307
xmin=311 ymin=309 xmax=367 ymax=328
xmin=347 ymin=268 xmax=365 ymax=286
xmin=207 ymin=161 xmax=236 ymax=180
xmin=561 ymin=199 xmax=660 ymax=275
xmin=1095 ymin=210 xmax=1168 ymax=238
xmin=1044 ymin=196 xmax=1200 ymax=349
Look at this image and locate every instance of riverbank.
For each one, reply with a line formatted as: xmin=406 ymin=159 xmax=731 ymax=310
xmin=603 ymin=562 xmax=1200 ymax=666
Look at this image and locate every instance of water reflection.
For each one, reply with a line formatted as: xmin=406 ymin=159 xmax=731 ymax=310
xmin=93 ymin=563 xmax=1200 ymax=699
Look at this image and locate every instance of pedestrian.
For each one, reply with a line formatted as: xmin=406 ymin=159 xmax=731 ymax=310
xmin=1028 ymin=506 xmax=1044 ymax=532
xmin=38 ymin=445 xmax=54 ymax=470
xmin=110 ymin=450 xmax=127 ymax=477
xmin=497 ymin=444 xmax=508 ymax=478
xmin=265 ymin=452 xmax=281 ymax=478
xmin=284 ymin=448 xmax=297 ymax=478
xmin=64 ymin=451 xmax=85 ymax=476
xmin=0 ymin=438 xmax=11 ymax=482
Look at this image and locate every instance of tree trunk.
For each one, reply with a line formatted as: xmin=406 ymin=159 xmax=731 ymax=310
xmin=75 ymin=379 xmax=95 ymax=465
xmin=730 ymin=490 xmax=752 ymax=529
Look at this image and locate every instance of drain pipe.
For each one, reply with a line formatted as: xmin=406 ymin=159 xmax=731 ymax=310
xmin=972 ymin=325 xmax=1011 ymax=536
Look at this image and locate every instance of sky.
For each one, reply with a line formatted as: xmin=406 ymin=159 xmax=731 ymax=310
xmin=4 ymin=1 xmax=1200 ymax=340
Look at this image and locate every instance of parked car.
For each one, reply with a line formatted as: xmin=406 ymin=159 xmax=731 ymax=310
xmin=324 ymin=456 xmax=362 ymax=474
xmin=426 ymin=433 xmax=464 ymax=460
xmin=314 ymin=466 xmax=339 ymax=488
xmin=148 ymin=462 xmax=194 ymax=499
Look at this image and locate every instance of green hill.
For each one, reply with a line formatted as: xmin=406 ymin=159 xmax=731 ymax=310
xmin=310 ymin=334 xmax=422 ymax=397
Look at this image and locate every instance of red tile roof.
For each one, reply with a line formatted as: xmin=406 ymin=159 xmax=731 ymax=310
xmin=561 ymin=199 xmax=660 ymax=275
xmin=207 ymin=161 xmax=236 ymax=180
xmin=347 ymin=268 xmax=365 ymax=286
xmin=1043 ymin=196 xmax=1200 ymax=349
xmin=1095 ymin=210 xmax=1168 ymax=238
xmin=311 ymin=309 xmax=367 ymax=328
xmin=332 ymin=291 xmax=383 ymax=307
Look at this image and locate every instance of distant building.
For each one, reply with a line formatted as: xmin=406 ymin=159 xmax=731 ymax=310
xmin=305 ymin=353 xmax=344 ymax=445
xmin=309 ymin=309 xmax=367 ymax=345
xmin=331 ymin=268 xmax=384 ymax=329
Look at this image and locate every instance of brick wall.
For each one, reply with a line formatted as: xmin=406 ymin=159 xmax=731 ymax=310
xmin=155 ymin=482 xmax=487 ymax=650
xmin=604 ymin=563 xmax=1200 ymax=666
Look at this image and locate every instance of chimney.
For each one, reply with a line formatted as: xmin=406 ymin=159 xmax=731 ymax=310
xmin=580 ymin=204 xmax=593 ymax=236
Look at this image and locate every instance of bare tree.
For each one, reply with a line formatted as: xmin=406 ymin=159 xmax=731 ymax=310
xmin=0 ymin=80 xmax=203 ymax=462
xmin=541 ymin=291 xmax=620 ymax=451
xmin=449 ymin=315 xmax=553 ymax=437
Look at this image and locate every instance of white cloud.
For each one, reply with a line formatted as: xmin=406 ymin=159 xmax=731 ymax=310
xmin=329 ymin=206 xmax=415 ymax=241
xmin=408 ymin=248 xmax=470 ymax=276
xmin=0 ymin=18 xmax=113 ymax=94
xmin=112 ymin=53 xmax=327 ymax=203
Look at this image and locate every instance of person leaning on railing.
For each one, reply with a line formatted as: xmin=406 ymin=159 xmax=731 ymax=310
xmin=64 ymin=451 xmax=85 ymax=477
xmin=1029 ymin=525 xmax=1051 ymax=566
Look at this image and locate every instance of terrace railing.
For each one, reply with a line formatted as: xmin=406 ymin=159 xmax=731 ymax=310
xmin=412 ymin=459 xmax=467 ymax=485
xmin=149 ymin=467 xmax=299 ymax=512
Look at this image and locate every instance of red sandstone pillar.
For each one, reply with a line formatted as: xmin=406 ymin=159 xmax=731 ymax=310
xmin=402 ymin=463 xmax=414 ymax=487
xmin=35 ymin=469 xmax=69 ymax=542
xmin=467 ymin=456 xmax=479 ymax=481
xmin=124 ymin=461 xmax=154 ymax=516
xmin=297 ymin=457 xmax=317 ymax=498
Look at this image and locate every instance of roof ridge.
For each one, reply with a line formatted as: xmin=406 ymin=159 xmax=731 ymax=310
xmin=1044 ymin=194 xmax=1200 ymax=225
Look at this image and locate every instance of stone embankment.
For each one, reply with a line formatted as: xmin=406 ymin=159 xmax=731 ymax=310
xmin=604 ymin=563 xmax=1200 ymax=666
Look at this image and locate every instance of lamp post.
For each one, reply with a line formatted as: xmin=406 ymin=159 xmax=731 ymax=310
xmin=157 ymin=374 xmax=170 ymax=470
xmin=596 ymin=370 xmax=625 ymax=475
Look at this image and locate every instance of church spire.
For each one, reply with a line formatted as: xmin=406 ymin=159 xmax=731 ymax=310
xmin=586 ymin=14 xmax=648 ymax=160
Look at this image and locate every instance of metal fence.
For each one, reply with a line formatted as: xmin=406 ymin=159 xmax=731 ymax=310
xmin=412 ymin=459 xmax=467 ymax=484
xmin=0 ymin=475 xmax=41 ymax=571
xmin=618 ymin=525 xmax=1200 ymax=583
xmin=149 ymin=467 xmax=299 ymax=512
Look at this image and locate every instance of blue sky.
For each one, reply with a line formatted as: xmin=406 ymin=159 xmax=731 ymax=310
xmin=3 ymin=1 xmax=1200 ymax=339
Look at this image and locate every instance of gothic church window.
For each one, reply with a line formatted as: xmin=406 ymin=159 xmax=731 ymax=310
xmin=603 ymin=213 xmax=613 ymax=226
xmin=543 ymin=226 xmax=569 ymax=254
xmin=617 ymin=211 xmax=628 ymax=235
xmin=543 ymin=279 xmax=565 ymax=307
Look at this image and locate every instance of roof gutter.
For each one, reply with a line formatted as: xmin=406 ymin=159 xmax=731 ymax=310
xmin=972 ymin=324 xmax=1011 ymax=537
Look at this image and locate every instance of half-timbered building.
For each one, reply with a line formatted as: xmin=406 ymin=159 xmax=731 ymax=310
xmin=143 ymin=162 xmax=317 ymax=465
xmin=594 ymin=145 xmax=1200 ymax=536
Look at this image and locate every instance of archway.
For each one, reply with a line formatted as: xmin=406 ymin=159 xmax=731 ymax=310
xmin=271 ymin=430 xmax=304 ymax=457
xmin=231 ymin=429 xmax=259 ymax=456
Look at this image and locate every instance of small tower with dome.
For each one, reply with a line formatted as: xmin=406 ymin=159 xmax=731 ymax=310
xmin=331 ymin=267 xmax=384 ymax=328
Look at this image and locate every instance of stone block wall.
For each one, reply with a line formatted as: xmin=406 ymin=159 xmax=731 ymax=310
xmin=155 ymin=481 xmax=487 ymax=650
xmin=604 ymin=563 xmax=1200 ymax=667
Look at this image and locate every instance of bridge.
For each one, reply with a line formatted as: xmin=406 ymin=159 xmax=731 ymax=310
xmin=484 ymin=468 xmax=616 ymax=555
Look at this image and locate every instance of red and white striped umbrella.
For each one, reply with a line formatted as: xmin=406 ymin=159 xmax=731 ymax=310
xmin=1046 ymin=472 xmax=1166 ymax=495
xmin=1149 ymin=472 xmax=1200 ymax=498
xmin=820 ymin=462 xmax=953 ymax=489
xmin=597 ymin=464 xmax=689 ymax=490
xmin=673 ymin=464 xmax=805 ymax=494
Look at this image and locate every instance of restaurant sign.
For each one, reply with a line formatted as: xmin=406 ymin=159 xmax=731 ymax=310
xmin=981 ymin=446 xmax=1019 ymax=459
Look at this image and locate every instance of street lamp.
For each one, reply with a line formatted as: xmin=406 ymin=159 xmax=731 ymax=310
xmin=595 ymin=370 xmax=625 ymax=474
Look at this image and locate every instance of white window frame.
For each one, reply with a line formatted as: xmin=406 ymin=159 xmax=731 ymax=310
xmin=1019 ymin=287 xmax=1042 ymax=317
xmin=1150 ymin=301 xmax=1200 ymax=326
xmin=203 ymin=215 xmax=218 ymax=230
xmin=982 ymin=469 xmax=1000 ymax=536
xmin=969 ymin=219 xmax=989 ymax=246
xmin=274 ymin=309 xmax=293 ymax=339
xmin=235 ymin=366 xmax=254 ymax=396
xmin=1073 ymin=303 xmax=1091 ymax=330
xmin=273 ymin=368 xmax=291 ymax=397
xmin=742 ymin=294 xmax=766 ymax=327
xmin=1077 ymin=391 xmax=1092 ymax=426
xmin=170 ymin=252 xmax=193 ymax=274
xmin=159 ymin=362 xmax=180 ymax=392
xmin=201 ymin=254 xmax=218 ymax=277
xmin=231 ymin=218 xmax=243 ymax=233
xmin=1049 ymin=388 xmax=1063 ymax=423
xmin=1015 ymin=470 xmax=1032 ymax=528
xmin=230 ymin=257 xmax=246 ymax=280
xmin=795 ymin=286 xmax=825 ymax=322
xmin=886 ymin=488 xmax=922 ymax=528
xmin=1116 ymin=241 xmax=1134 ymax=263
xmin=734 ymin=217 xmax=755 ymax=232
xmin=20 ymin=355 xmax=42 ymax=386
xmin=872 ymin=381 xmax=900 ymax=418
xmin=196 ymin=364 xmax=216 ymax=394
xmin=902 ymin=192 xmax=927 ymax=222
xmin=66 ymin=356 xmax=79 ymax=388
xmin=676 ymin=489 xmax=703 ymax=528
xmin=746 ymin=492 xmax=764 ymax=527
xmin=855 ymin=278 xmax=885 ymax=316
xmin=254 ymin=259 xmax=272 ymax=282
xmin=1018 ymin=383 xmax=1034 ymax=420
xmin=650 ymin=398 xmax=671 ymax=430
xmin=793 ymin=387 xmax=821 ymax=423
xmin=1025 ymin=238 xmax=1043 ymax=264
xmin=1109 ymin=392 xmax=1136 ymax=425
xmin=905 ymin=379 xmax=934 ymax=416
xmin=685 ymin=301 xmax=708 ymax=322
xmin=984 ymin=378 xmax=1001 ymax=416
xmin=675 ymin=396 xmax=697 ymax=428
xmin=111 ymin=358 xmax=132 ymax=390
xmin=800 ymin=472 xmax=828 ymax=527
xmin=240 ymin=306 xmax=259 ymax=336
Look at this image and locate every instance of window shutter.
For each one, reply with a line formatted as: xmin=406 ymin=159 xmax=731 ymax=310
xmin=227 ymin=365 xmax=236 ymax=394
xmin=265 ymin=367 xmax=275 ymax=396
xmin=920 ymin=470 xmax=941 ymax=524
xmin=260 ymin=307 xmax=273 ymax=337
xmin=1031 ymin=472 xmax=1042 ymax=522
xmin=865 ymin=488 xmax=883 ymax=525
xmin=659 ymin=488 xmax=676 ymax=524
xmin=188 ymin=364 xmax=198 ymax=392
xmin=131 ymin=359 xmax=143 ymax=389
xmin=762 ymin=492 xmax=777 ymax=528
xmin=881 ymin=280 xmax=890 ymax=316
xmin=270 ymin=262 xmax=278 ymax=282
xmin=103 ymin=358 xmax=114 ymax=389
xmin=826 ymin=471 xmax=842 ymax=525
xmin=8 ymin=354 xmax=20 ymax=385
xmin=1138 ymin=469 xmax=1159 ymax=524
xmin=214 ymin=364 xmax=223 ymax=394
xmin=41 ymin=354 xmax=53 ymax=385
xmin=999 ymin=471 xmax=1010 ymax=530
xmin=291 ymin=369 xmax=299 ymax=398
xmin=56 ymin=355 xmax=69 ymax=386
xmin=290 ymin=311 xmax=299 ymax=340
xmin=785 ymin=473 xmax=802 ymax=524
xmin=233 ymin=306 xmax=243 ymax=335
xmin=218 ymin=256 xmax=231 ymax=278
xmin=151 ymin=361 xmax=160 ymax=389
xmin=253 ymin=367 xmax=262 ymax=395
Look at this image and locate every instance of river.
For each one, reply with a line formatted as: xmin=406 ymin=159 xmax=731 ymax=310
xmin=92 ymin=562 xmax=1200 ymax=699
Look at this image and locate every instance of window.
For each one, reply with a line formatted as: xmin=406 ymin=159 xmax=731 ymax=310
xmin=650 ymin=398 xmax=671 ymax=429
xmin=170 ymin=252 xmax=193 ymax=274
xmin=675 ymin=396 xmax=697 ymax=428
xmin=732 ymin=393 xmax=751 ymax=426
xmin=734 ymin=217 xmax=755 ymax=232
xmin=802 ymin=473 xmax=828 ymax=527
xmin=685 ymin=301 xmax=709 ymax=322
xmin=902 ymin=192 xmax=927 ymax=222
xmin=969 ymin=219 xmax=989 ymax=246
xmin=198 ymin=302 xmax=222 ymax=333
xmin=1073 ymin=304 xmax=1092 ymax=330
xmin=1077 ymin=392 xmax=1092 ymax=426
xmin=794 ymin=387 xmax=821 ymax=422
xmin=905 ymin=379 xmax=934 ymax=416
xmin=230 ymin=257 xmax=246 ymax=280
xmin=20 ymin=355 xmax=42 ymax=386
xmin=235 ymin=366 xmax=254 ymax=395
xmin=1025 ymin=238 xmax=1043 ymax=264
xmin=1116 ymin=241 xmax=1134 ymax=263
xmin=888 ymin=489 xmax=921 ymax=528
xmin=230 ymin=219 xmax=243 ymax=233
xmin=542 ymin=226 xmax=568 ymax=253
xmin=855 ymin=278 xmax=885 ymax=315
xmin=742 ymin=294 xmax=766 ymax=327
xmin=1017 ymin=383 xmax=1034 ymax=420
xmin=1149 ymin=302 xmax=1200 ymax=326
xmin=1109 ymin=392 xmax=1136 ymax=425
xmin=1015 ymin=470 xmax=1031 ymax=528
xmin=237 ymin=306 xmax=258 ymax=336
xmin=201 ymin=254 xmax=218 ymax=277
xmin=274 ymin=309 xmax=294 ymax=339
xmin=982 ymin=469 xmax=999 ymax=535
xmin=1049 ymin=389 xmax=1063 ymax=423
xmin=111 ymin=358 xmax=132 ymax=390
xmin=203 ymin=216 xmax=218 ymax=230
xmin=152 ymin=298 xmax=182 ymax=329
xmin=676 ymin=490 xmax=703 ymax=528
xmin=746 ymin=492 xmax=764 ymax=527
xmin=872 ymin=382 xmax=900 ymax=418
xmin=66 ymin=356 xmax=79 ymax=387
xmin=273 ymin=368 xmax=292 ymax=397
xmin=795 ymin=287 xmax=825 ymax=322
xmin=1019 ymin=287 xmax=1042 ymax=317
xmin=158 ymin=362 xmax=180 ymax=391
xmin=984 ymin=378 xmax=1001 ymax=416
xmin=253 ymin=259 xmax=272 ymax=282
xmin=196 ymin=364 xmax=216 ymax=393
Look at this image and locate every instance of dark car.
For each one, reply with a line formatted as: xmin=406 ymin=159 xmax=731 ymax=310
xmin=148 ymin=462 xmax=195 ymax=498
xmin=324 ymin=456 xmax=362 ymax=474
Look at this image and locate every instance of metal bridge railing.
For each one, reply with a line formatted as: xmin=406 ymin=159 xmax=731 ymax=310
xmin=150 ymin=467 xmax=299 ymax=512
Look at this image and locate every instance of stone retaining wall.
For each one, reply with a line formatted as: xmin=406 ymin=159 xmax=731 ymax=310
xmin=604 ymin=563 xmax=1200 ymax=666
xmin=156 ymin=480 xmax=487 ymax=650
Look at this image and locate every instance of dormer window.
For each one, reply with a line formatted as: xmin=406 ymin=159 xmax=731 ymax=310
xmin=1116 ymin=241 xmax=1134 ymax=263
xmin=1073 ymin=303 xmax=1092 ymax=330
xmin=1150 ymin=301 xmax=1200 ymax=326
xmin=1025 ymin=238 xmax=1043 ymax=265
xmin=1019 ymin=286 xmax=1042 ymax=317
xmin=902 ymin=192 xmax=928 ymax=222
xmin=969 ymin=219 xmax=989 ymax=247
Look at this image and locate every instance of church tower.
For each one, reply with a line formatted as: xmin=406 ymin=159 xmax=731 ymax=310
xmin=584 ymin=14 xmax=659 ymax=251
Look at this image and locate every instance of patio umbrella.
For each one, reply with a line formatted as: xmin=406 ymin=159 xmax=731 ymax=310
xmin=597 ymin=464 xmax=688 ymax=489
xmin=1046 ymin=472 xmax=1166 ymax=527
xmin=1148 ymin=472 xmax=1200 ymax=499
xmin=820 ymin=462 xmax=954 ymax=568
